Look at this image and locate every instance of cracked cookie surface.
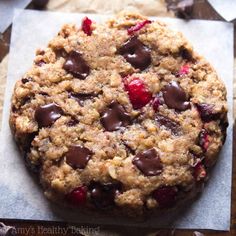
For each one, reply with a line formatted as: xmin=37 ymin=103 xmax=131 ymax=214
xmin=9 ymin=12 xmax=228 ymax=216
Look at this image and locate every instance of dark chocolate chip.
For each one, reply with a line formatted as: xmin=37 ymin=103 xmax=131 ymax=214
xmin=35 ymin=103 xmax=63 ymax=128
xmin=0 ymin=222 xmax=17 ymax=236
xmin=155 ymin=113 xmax=181 ymax=136
xmin=195 ymin=103 xmax=222 ymax=122
xmin=167 ymin=0 xmax=194 ymax=19
xmin=21 ymin=77 xmax=33 ymax=84
xmin=100 ymin=101 xmax=131 ymax=131
xmin=162 ymin=81 xmax=190 ymax=111
xmin=63 ymin=51 xmax=90 ymax=80
xmin=118 ymin=36 xmax=151 ymax=71
xmin=32 ymin=0 xmax=49 ymax=9
xmin=69 ymin=92 xmax=94 ymax=106
xmin=66 ymin=145 xmax=92 ymax=169
xmin=132 ymin=148 xmax=163 ymax=176
xmin=179 ymin=46 xmax=193 ymax=61
xmin=88 ymin=181 xmax=121 ymax=209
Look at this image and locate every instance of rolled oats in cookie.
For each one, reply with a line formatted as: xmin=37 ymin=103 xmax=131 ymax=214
xmin=9 ymin=12 xmax=228 ymax=216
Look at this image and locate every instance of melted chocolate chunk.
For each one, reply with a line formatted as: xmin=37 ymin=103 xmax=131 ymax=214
xmin=162 ymin=81 xmax=190 ymax=111
xmin=118 ymin=36 xmax=151 ymax=71
xmin=179 ymin=46 xmax=193 ymax=61
xmin=63 ymin=51 xmax=90 ymax=79
xmin=69 ymin=92 xmax=94 ymax=106
xmin=132 ymin=148 xmax=163 ymax=176
xmin=66 ymin=145 xmax=92 ymax=169
xmin=35 ymin=103 xmax=63 ymax=128
xmin=155 ymin=113 xmax=181 ymax=136
xmin=88 ymin=181 xmax=121 ymax=209
xmin=195 ymin=103 xmax=221 ymax=122
xmin=100 ymin=101 xmax=131 ymax=131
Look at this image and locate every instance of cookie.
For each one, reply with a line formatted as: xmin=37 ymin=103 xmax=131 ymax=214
xmin=9 ymin=12 xmax=228 ymax=216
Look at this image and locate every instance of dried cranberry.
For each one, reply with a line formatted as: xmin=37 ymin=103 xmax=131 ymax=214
xmin=124 ymin=77 xmax=152 ymax=109
xmin=194 ymin=162 xmax=206 ymax=181
xmin=178 ymin=64 xmax=189 ymax=76
xmin=127 ymin=20 xmax=152 ymax=35
xmin=152 ymin=186 xmax=177 ymax=208
xmin=152 ymin=93 xmax=164 ymax=112
xmin=198 ymin=129 xmax=210 ymax=152
xmin=66 ymin=186 xmax=87 ymax=206
xmin=82 ymin=17 xmax=93 ymax=36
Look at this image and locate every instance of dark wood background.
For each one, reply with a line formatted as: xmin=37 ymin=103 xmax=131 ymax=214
xmin=0 ymin=0 xmax=235 ymax=235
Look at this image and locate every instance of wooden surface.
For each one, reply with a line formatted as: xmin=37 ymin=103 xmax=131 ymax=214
xmin=0 ymin=0 xmax=235 ymax=235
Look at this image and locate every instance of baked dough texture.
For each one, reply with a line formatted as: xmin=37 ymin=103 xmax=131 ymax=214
xmin=9 ymin=12 xmax=228 ymax=216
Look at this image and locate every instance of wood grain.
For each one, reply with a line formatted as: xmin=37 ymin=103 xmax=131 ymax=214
xmin=0 ymin=0 xmax=235 ymax=235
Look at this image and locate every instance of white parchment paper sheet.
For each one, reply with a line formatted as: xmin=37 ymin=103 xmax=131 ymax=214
xmin=208 ymin=0 xmax=236 ymax=22
xmin=0 ymin=10 xmax=233 ymax=230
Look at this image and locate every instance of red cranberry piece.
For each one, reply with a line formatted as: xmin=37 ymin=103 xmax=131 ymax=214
xmin=66 ymin=186 xmax=87 ymax=206
xmin=124 ymin=77 xmax=152 ymax=109
xmin=152 ymin=186 xmax=177 ymax=208
xmin=178 ymin=64 xmax=189 ymax=76
xmin=198 ymin=129 xmax=210 ymax=152
xmin=152 ymin=93 xmax=164 ymax=112
xmin=127 ymin=20 xmax=152 ymax=35
xmin=194 ymin=162 xmax=206 ymax=181
xmin=82 ymin=17 xmax=93 ymax=36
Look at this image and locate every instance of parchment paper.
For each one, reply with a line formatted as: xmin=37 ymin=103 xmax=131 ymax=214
xmin=0 ymin=9 xmax=233 ymax=230
xmin=208 ymin=0 xmax=236 ymax=22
